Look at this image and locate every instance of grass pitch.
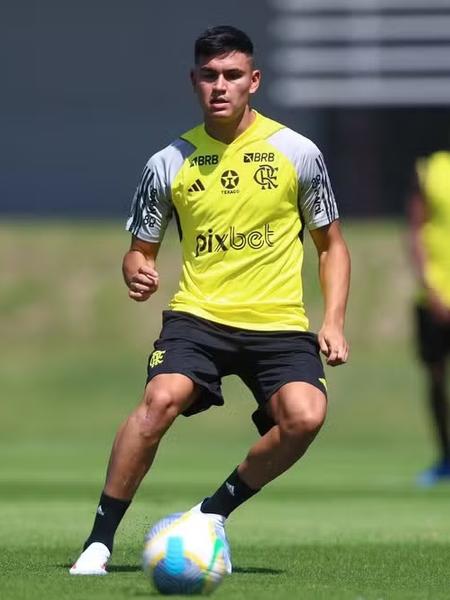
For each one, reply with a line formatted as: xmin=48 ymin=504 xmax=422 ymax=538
xmin=1 ymin=220 xmax=449 ymax=599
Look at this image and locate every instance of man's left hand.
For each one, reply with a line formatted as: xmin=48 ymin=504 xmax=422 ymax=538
xmin=318 ymin=325 xmax=349 ymax=366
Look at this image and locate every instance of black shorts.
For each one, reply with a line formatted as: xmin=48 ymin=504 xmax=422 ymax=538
xmin=146 ymin=310 xmax=327 ymax=435
xmin=415 ymin=304 xmax=450 ymax=364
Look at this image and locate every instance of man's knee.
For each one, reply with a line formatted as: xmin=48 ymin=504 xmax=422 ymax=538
xmin=274 ymin=385 xmax=327 ymax=440
xmin=279 ymin=405 xmax=326 ymax=439
xmin=132 ymin=380 xmax=192 ymax=442
xmin=145 ymin=384 xmax=184 ymax=421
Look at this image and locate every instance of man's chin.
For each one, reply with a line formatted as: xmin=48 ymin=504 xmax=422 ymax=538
xmin=206 ymin=109 xmax=234 ymax=121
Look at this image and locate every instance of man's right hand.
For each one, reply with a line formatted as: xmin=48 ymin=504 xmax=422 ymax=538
xmin=128 ymin=265 xmax=159 ymax=302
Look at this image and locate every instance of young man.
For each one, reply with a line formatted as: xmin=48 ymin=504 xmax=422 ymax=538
xmin=409 ymin=150 xmax=450 ymax=486
xmin=70 ymin=25 xmax=350 ymax=575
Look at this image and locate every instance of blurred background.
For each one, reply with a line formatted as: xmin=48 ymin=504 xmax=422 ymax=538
xmin=2 ymin=1 xmax=450 ymax=598
xmin=3 ymin=0 xmax=450 ymax=217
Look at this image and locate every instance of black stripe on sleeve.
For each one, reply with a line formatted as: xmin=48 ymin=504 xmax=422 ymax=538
xmin=129 ymin=166 xmax=149 ymax=234
xmin=129 ymin=169 xmax=155 ymax=235
xmin=129 ymin=193 xmax=143 ymax=236
xmin=315 ymin=157 xmax=332 ymax=222
xmin=317 ymin=154 xmax=337 ymax=221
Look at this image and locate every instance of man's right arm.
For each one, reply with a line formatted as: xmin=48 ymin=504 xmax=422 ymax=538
xmin=122 ymin=236 xmax=161 ymax=302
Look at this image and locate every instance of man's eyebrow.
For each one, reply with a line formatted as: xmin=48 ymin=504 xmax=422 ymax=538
xmin=199 ymin=66 xmax=245 ymax=75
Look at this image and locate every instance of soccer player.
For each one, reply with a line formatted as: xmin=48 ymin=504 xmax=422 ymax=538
xmin=70 ymin=25 xmax=350 ymax=575
xmin=409 ymin=150 xmax=450 ymax=486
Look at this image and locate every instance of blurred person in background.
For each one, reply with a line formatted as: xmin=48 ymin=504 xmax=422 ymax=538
xmin=409 ymin=149 xmax=450 ymax=486
xmin=69 ymin=25 xmax=350 ymax=575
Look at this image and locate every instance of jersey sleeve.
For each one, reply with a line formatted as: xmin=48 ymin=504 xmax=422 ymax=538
xmin=125 ymin=154 xmax=172 ymax=243
xmin=298 ymin=145 xmax=339 ymax=230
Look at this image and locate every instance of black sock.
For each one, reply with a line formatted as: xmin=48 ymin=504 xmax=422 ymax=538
xmin=429 ymin=376 xmax=450 ymax=463
xmin=83 ymin=492 xmax=131 ymax=553
xmin=201 ymin=468 xmax=260 ymax=518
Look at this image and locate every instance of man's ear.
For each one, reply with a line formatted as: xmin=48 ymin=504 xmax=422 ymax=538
xmin=190 ymin=68 xmax=197 ymax=91
xmin=249 ymin=70 xmax=261 ymax=95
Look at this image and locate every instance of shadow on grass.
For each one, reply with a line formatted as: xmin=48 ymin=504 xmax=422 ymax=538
xmin=233 ymin=566 xmax=284 ymax=574
xmin=131 ymin=567 xmax=285 ymax=596
xmin=60 ymin=563 xmax=141 ymax=573
xmin=109 ymin=565 xmax=142 ymax=573
xmin=61 ymin=563 xmax=283 ymax=575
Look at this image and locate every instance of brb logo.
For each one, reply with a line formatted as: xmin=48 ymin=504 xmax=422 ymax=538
xmin=243 ymin=152 xmax=275 ymax=163
xmin=253 ymin=165 xmax=278 ymax=190
xmin=195 ymin=224 xmax=275 ymax=256
xmin=190 ymin=154 xmax=219 ymax=167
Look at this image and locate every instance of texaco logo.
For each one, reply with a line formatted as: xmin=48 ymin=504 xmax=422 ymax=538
xmin=220 ymin=170 xmax=240 ymax=190
xmin=253 ymin=165 xmax=278 ymax=190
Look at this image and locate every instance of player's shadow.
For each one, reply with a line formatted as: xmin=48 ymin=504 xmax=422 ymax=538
xmin=60 ymin=563 xmax=141 ymax=573
xmin=233 ymin=566 xmax=284 ymax=574
xmin=62 ymin=563 xmax=283 ymax=574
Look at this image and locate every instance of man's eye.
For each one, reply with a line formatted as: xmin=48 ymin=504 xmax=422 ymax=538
xmin=201 ymin=71 xmax=216 ymax=81
xmin=226 ymin=71 xmax=243 ymax=80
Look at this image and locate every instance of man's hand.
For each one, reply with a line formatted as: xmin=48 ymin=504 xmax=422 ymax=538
xmin=318 ymin=324 xmax=349 ymax=366
xmin=128 ymin=265 xmax=159 ymax=302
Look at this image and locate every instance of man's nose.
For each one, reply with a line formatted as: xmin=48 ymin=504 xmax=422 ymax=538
xmin=213 ymin=74 xmax=226 ymax=91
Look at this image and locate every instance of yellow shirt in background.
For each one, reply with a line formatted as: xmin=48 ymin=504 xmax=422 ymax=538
xmin=417 ymin=151 xmax=450 ymax=309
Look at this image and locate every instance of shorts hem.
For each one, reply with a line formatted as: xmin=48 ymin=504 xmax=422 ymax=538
xmin=146 ymin=368 xmax=223 ymax=416
xmin=263 ymin=377 xmax=328 ymax=405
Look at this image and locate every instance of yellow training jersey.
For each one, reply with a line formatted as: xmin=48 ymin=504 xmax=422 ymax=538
xmin=417 ymin=151 xmax=450 ymax=308
xmin=126 ymin=111 xmax=338 ymax=331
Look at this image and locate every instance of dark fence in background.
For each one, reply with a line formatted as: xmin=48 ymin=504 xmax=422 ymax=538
xmin=2 ymin=0 xmax=450 ymax=219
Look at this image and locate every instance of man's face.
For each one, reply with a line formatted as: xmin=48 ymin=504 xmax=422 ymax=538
xmin=191 ymin=51 xmax=260 ymax=122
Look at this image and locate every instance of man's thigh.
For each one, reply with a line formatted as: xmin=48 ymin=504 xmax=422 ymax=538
xmin=268 ymin=381 xmax=327 ymax=430
xmin=239 ymin=331 xmax=327 ymax=405
xmin=143 ymin=373 xmax=200 ymax=414
xmin=146 ymin=311 xmax=233 ymax=416
xmin=238 ymin=330 xmax=327 ymax=435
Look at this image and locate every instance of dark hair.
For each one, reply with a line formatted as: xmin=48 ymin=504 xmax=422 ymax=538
xmin=194 ymin=25 xmax=254 ymax=64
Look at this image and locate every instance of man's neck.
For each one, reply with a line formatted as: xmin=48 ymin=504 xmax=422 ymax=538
xmin=204 ymin=107 xmax=256 ymax=145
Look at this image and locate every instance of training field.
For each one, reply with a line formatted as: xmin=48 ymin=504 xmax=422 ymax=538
xmin=1 ymin=221 xmax=450 ymax=599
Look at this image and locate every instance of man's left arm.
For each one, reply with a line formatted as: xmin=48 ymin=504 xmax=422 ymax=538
xmin=309 ymin=220 xmax=351 ymax=366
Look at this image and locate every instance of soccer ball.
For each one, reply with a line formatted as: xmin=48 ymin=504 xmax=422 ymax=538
xmin=143 ymin=512 xmax=228 ymax=595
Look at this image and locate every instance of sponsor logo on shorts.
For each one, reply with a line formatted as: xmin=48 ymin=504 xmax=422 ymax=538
xmin=195 ymin=224 xmax=275 ymax=256
xmin=149 ymin=350 xmax=166 ymax=368
xmin=319 ymin=377 xmax=327 ymax=391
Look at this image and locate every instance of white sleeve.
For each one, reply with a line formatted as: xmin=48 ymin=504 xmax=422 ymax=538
xmin=298 ymin=146 xmax=339 ymax=230
xmin=126 ymin=154 xmax=172 ymax=243
xmin=268 ymin=127 xmax=339 ymax=230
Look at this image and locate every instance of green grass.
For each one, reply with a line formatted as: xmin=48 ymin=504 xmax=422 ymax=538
xmin=0 ymin=220 xmax=448 ymax=599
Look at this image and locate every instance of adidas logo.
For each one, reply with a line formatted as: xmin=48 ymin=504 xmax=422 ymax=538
xmin=188 ymin=179 xmax=205 ymax=193
xmin=225 ymin=482 xmax=235 ymax=496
